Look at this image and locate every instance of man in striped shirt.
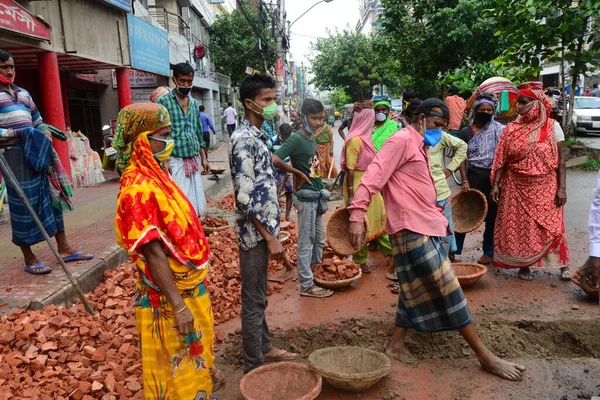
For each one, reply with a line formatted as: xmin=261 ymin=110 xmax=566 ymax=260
xmin=0 ymin=48 xmax=92 ymax=275
xmin=156 ymin=63 xmax=210 ymax=217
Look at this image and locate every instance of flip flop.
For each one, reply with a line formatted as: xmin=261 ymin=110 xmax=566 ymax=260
xmin=263 ymin=348 xmax=299 ymax=362
xmin=386 ymin=272 xmax=398 ymax=281
xmin=62 ymin=251 xmax=94 ymax=263
xmin=25 ymin=262 xmax=52 ymax=275
xmin=300 ymin=285 xmax=333 ymax=298
xmin=0 ymin=220 xmax=7 ymax=226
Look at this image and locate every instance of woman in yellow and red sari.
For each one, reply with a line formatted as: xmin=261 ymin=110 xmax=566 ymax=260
xmin=315 ymin=111 xmax=338 ymax=178
xmin=113 ymin=102 xmax=215 ymax=399
xmin=490 ymin=82 xmax=570 ymax=281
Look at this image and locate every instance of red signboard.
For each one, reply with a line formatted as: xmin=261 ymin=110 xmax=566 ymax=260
xmin=0 ymin=0 xmax=51 ymax=41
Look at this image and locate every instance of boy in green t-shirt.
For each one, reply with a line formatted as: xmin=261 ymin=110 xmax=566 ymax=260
xmin=274 ymin=99 xmax=333 ymax=298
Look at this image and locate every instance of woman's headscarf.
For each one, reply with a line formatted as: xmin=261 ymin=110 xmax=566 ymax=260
xmin=515 ymin=81 xmax=554 ymax=144
xmin=112 ymin=103 xmax=170 ymax=173
xmin=149 ymin=86 xmax=171 ymax=103
xmin=340 ymin=108 xmax=376 ymax=171
xmin=371 ymin=97 xmax=399 ymax=151
xmin=114 ymin=103 xmax=210 ymax=290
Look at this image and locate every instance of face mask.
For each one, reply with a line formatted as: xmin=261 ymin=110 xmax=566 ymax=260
xmin=247 ymin=100 xmax=278 ymax=121
xmin=303 ymin=115 xmax=316 ymax=134
xmin=149 ymin=136 xmax=174 ymax=162
xmin=375 ymin=112 xmax=387 ymax=122
xmin=176 ymin=85 xmax=192 ymax=96
xmin=474 ymin=112 xmax=493 ymax=125
xmin=0 ymin=72 xmax=15 ymax=85
xmin=422 ymin=117 xmax=443 ymax=147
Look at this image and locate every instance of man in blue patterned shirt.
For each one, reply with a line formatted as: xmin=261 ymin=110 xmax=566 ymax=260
xmin=156 ymin=63 xmax=210 ymax=216
xmin=229 ymin=73 xmax=298 ymax=373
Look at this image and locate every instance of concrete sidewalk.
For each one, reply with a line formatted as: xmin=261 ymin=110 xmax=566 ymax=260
xmin=0 ymin=142 xmax=231 ymax=314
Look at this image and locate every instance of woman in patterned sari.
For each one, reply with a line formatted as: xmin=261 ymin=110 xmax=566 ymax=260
xmin=315 ymin=111 xmax=338 ymax=178
xmin=113 ymin=102 xmax=215 ymax=399
xmin=490 ymin=82 xmax=570 ymax=281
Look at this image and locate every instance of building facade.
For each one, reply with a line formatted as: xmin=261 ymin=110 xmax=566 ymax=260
xmin=357 ymin=0 xmax=383 ymax=36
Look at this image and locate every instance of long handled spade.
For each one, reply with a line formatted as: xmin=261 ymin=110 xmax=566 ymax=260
xmin=0 ymin=152 xmax=95 ymax=315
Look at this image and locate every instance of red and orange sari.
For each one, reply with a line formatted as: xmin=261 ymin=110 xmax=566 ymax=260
xmin=491 ymin=87 xmax=569 ymax=269
xmin=113 ymin=103 xmax=214 ymax=399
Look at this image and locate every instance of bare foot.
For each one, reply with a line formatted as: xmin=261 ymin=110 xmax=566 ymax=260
xmin=479 ymin=354 xmax=526 ymax=381
xmin=559 ymin=266 xmax=572 ymax=281
xmin=518 ymin=268 xmax=533 ymax=281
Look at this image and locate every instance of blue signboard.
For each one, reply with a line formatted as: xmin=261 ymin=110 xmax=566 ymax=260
xmin=99 ymin=0 xmax=132 ymax=12
xmin=127 ymin=14 xmax=170 ymax=77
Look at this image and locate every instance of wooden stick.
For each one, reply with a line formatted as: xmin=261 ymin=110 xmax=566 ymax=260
xmin=327 ymin=156 xmax=334 ymax=179
xmin=0 ymin=152 xmax=95 ymax=315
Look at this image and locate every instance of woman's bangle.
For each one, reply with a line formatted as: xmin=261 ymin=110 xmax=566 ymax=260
xmin=557 ymin=188 xmax=566 ymax=193
xmin=174 ymin=304 xmax=188 ymax=315
xmin=492 ymin=182 xmax=499 ymax=187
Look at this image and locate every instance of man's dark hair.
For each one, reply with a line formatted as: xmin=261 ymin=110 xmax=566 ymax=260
xmin=0 ymin=49 xmax=12 ymax=63
xmin=403 ymin=89 xmax=421 ymax=101
xmin=239 ymin=74 xmax=276 ymax=109
xmin=199 ymin=105 xmax=205 ymax=112
xmin=301 ymin=98 xmax=324 ymax=115
xmin=279 ymin=123 xmax=293 ymax=140
xmin=448 ymin=86 xmax=459 ymax=95
xmin=403 ymin=99 xmax=423 ymax=122
xmin=228 ymin=102 xmax=233 ymax=107
xmin=173 ymin=62 xmax=194 ymax=79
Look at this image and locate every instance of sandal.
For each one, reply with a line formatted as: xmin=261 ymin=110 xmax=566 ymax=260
xmin=25 ymin=262 xmax=52 ymax=275
xmin=300 ymin=285 xmax=333 ymax=298
xmin=518 ymin=268 xmax=533 ymax=281
xmin=478 ymin=255 xmax=493 ymax=264
xmin=62 ymin=251 xmax=94 ymax=263
xmin=390 ymin=283 xmax=400 ymax=294
xmin=263 ymin=347 xmax=299 ymax=362
xmin=560 ymin=267 xmax=572 ymax=281
xmin=386 ymin=272 xmax=398 ymax=281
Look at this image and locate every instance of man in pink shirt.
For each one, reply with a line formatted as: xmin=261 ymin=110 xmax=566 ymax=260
xmin=445 ymin=86 xmax=466 ymax=135
xmin=348 ymin=99 xmax=525 ymax=382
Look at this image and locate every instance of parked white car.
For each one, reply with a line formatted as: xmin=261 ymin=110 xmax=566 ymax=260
xmin=573 ymin=96 xmax=600 ymax=135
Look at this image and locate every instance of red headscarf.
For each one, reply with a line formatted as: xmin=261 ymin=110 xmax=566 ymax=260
xmin=516 ymin=82 xmax=553 ymax=143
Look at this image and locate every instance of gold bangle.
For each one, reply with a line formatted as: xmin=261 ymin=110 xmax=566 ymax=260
xmin=174 ymin=304 xmax=188 ymax=315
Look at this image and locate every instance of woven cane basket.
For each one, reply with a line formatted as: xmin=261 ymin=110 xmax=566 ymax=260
xmin=327 ymin=207 xmax=369 ymax=256
xmin=452 ymin=262 xmax=487 ymax=289
xmin=451 ymin=189 xmax=488 ymax=234
xmin=314 ymin=268 xmax=362 ymax=289
xmin=309 ymin=346 xmax=391 ymax=392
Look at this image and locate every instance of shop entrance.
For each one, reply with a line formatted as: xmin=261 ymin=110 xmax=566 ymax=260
xmin=67 ymin=89 xmax=103 ymax=152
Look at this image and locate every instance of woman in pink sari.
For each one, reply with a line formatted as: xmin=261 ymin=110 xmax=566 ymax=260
xmin=490 ymin=82 xmax=570 ymax=281
xmin=341 ymin=107 xmax=392 ymax=273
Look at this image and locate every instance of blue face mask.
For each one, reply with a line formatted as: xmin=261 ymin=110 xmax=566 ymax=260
xmin=422 ymin=118 xmax=443 ymax=147
xmin=303 ymin=115 xmax=315 ymax=135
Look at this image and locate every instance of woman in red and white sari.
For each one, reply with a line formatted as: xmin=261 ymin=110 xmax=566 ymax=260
xmin=490 ymin=82 xmax=570 ymax=281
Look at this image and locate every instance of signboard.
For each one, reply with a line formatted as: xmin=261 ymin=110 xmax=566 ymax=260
xmin=131 ymin=88 xmax=156 ymax=103
xmin=0 ymin=0 xmax=51 ymax=41
xmin=111 ymin=69 xmax=158 ymax=88
xmin=127 ymin=14 xmax=170 ymax=77
xmin=97 ymin=0 xmax=132 ymax=12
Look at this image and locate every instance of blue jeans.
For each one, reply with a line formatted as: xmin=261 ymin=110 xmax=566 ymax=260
xmin=293 ymin=196 xmax=325 ymax=291
xmin=437 ymin=198 xmax=457 ymax=253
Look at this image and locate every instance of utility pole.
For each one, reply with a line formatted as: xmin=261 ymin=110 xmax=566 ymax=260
xmin=275 ymin=0 xmax=286 ymax=105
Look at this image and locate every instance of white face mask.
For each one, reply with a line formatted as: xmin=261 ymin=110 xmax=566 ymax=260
xmin=375 ymin=112 xmax=387 ymax=122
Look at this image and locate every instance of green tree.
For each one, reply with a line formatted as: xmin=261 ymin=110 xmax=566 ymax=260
xmin=326 ymin=88 xmax=351 ymax=111
xmin=208 ymin=2 xmax=277 ymax=86
xmin=490 ymin=0 xmax=600 ymax=135
xmin=378 ymin=0 xmax=507 ymax=97
xmin=310 ymin=29 xmax=395 ymax=100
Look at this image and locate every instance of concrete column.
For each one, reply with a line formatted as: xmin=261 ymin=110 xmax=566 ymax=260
xmin=115 ymin=68 xmax=132 ymax=109
xmin=37 ymin=51 xmax=71 ymax=179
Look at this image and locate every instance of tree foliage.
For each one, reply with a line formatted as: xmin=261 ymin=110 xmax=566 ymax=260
xmin=325 ymin=88 xmax=352 ymax=111
xmin=310 ymin=29 xmax=395 ymax=100
xmin=490 ymin=0 xmax=600 ymax=134
xmin=208 ymin=2 xmax=277 ymax=86
xmin=378 ymin=0 xmax=507 ymax=97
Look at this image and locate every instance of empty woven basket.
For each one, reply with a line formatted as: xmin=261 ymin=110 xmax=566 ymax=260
xmin=326 ymin=207 xmax=368 ymax=255
xmin=451 ymin=189 xmax=488 ymax=234
xmin=452 ymin=262 xmax=487 ymax=289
